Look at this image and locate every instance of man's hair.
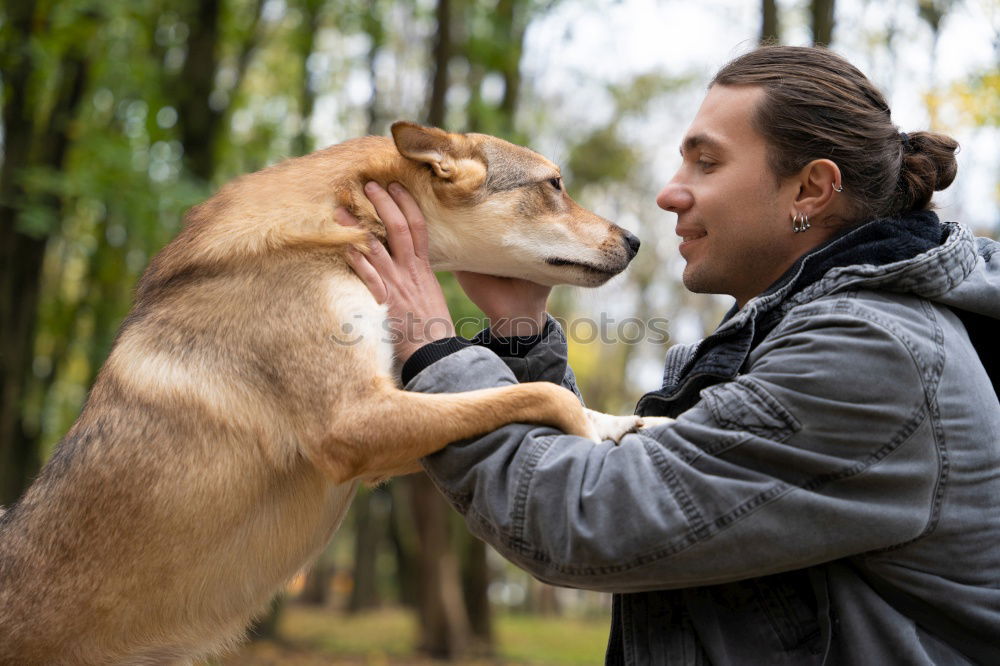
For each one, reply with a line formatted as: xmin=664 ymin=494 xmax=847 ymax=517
xmin=711 ymin=45 xmax=958 ymax=222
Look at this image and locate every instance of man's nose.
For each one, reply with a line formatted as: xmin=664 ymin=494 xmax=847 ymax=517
xmin=656 ymin=181 xmax=693 ymax=213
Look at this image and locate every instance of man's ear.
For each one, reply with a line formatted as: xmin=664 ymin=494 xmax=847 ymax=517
xmin=391 ymin=121 xmax=459 ymax=180
xmin=793 ymin=158 xmax=843 ymax=220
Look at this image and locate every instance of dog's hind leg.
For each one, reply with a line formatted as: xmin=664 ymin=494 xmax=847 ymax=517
xmin=310 ymin=376 xmax=596 ymax=484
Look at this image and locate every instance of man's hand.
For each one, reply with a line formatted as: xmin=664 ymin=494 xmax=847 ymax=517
xmin=334 ymin=182 xmax=454 ymax=362
xmin=455 ymin=272 xmax=551 ymax=337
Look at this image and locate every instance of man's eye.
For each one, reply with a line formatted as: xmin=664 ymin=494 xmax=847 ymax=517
xmin=548 ymin=177 xmax=562 ymax=191
xmin=696 ymin=160 xmax=715 ymax=171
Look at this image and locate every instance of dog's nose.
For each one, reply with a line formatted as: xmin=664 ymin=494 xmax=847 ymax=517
xmin=623 ymin=231 xmax=641 ymax=257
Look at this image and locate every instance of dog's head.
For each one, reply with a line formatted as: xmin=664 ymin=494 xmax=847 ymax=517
xmin=392 ymin=122 xmax=639 ymax=287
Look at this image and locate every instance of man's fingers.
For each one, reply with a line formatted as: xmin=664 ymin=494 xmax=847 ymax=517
xmin=365 ymin=181 xmax=415 ymax=262
xmin=361 ymin=232 xmax=398 ymax=276
xmin=345 ymin=249 xmax=389 ymax=304
xmin=333 ymin=207 xmax=391 ymax=303
xmin=387 ymin=182 xmax=430 ymax=259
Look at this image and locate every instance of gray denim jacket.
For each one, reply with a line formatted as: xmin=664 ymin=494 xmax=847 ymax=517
xmin=407 ymin=213 xmax=1000 ymax=665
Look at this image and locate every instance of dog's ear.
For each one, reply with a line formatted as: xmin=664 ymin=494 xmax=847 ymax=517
xmin=391 ymin=121 xmax=461 ymax=180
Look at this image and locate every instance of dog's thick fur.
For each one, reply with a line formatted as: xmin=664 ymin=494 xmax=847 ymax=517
xmin=0 ymin=123 xmax=642 ymax=664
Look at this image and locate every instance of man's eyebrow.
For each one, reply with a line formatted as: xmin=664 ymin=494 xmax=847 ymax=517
xmin=679 ymin=134 xmax=724 ymax=156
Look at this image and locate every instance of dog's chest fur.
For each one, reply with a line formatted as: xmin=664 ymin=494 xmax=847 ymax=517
xmin=327 ymin=272 xmax=395 ymax=379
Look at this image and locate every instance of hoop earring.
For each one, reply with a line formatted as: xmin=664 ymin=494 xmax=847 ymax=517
xmin=792 ymin=211 xmax=811 ymax=233
xmin=832 ymin=183 xmax=843 ymax=193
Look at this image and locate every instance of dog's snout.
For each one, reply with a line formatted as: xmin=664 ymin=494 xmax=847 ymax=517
xmin=622 ymin=231 xmax=641 ymax=257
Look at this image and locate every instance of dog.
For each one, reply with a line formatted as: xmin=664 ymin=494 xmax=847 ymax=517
xmin=0 ymin=122 xmax=659 ymax=664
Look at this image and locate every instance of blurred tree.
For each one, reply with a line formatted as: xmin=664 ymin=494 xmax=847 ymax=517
xmin=811 ymin=0 xmax=836 ymax=46
xmin=423 ymin=0 xmax=565 ymax=655
xmin=917 ymin=0 xmax=957 ymax=84
xmin=0 ymin=0 xmax=96 ymax=505
xmin=290 ymin=0 xmax=324 ymax=157
xmin=427 ymin=0 xmax=451 ymax=127
xmin=405 ymin=0 xmax=476 ymax=658
xmin=761 ymin=0 xmax=779 ymax=43
xmin=344 ymin=486 xmax=388 ymax=611
xmin=171 ymin=0 xmax=225 ymax=182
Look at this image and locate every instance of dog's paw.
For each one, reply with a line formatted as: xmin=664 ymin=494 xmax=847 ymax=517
xmin=585 ymin=409 xmax=644 ymax=444
xmin=637 ymin=416 xmax=674 ymax=430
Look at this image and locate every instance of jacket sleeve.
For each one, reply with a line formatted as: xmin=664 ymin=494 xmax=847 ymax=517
xmin=484 ymin=315 xmax=583 ymax=398
xmin=407 ymin=303 xmax=942 ymax=593
xmin=399 ymin=315 xmax=583 ymax=398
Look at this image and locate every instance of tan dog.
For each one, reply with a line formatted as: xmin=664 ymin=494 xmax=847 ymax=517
xmin=0 ymin=122 xmax=649 ymax=664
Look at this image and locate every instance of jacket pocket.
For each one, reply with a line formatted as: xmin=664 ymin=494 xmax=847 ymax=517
xmin=699 ymin=376 xmax=801 ymax=445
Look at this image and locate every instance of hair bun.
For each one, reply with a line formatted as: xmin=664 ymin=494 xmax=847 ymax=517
xmin=893 ymin=131 xmax=959 ymax=214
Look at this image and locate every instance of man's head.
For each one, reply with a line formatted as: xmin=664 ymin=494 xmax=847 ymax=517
xmin=658 ymin=45 xmax=959 ymax=306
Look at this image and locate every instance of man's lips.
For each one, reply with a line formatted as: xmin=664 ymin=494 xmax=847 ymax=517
xmin=676 ymin=227 xmax=707 ymax=253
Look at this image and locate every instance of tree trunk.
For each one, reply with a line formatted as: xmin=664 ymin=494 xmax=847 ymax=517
xmin=810 ymin=0 xmax=835 ymax=46
xmin=496 ymin=0 xmax=524 ymax=139
xmin=347 ymin=487 xmax=384 ymax=612
xmin=174 ymin=0 xmax=223 ymax=182
xmin=462 ymin=533 xmax=493 ymax=650
xmin=0 ymin=0 xmax=44 ymax=505
xmin=292 ymin=0 xmax=323 ymax=156
xmin=0 ymin=2 xmax=92 ymax=505
xmin=400 ymin=0 xmax=476 ymax=657
xmin=362 ymin=1 xmax=387 ymax=134
xmin=389 ymin=479 xmax=420 ymax=608
xmin=298 ymin=559 xmax=334 ymax=606
xmin=410 ymin=473 xmax=470 ymax=659
xmin=761 ymin=0 xmax=779 ymax=44
xmin=427 ymin=0 xmax=451 ymax=128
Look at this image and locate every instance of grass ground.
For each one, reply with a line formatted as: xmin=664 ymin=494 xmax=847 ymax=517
xmin=214 ymin=605 xmax=610 ymax=665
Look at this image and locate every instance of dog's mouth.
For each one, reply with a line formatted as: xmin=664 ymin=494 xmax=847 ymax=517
xmin=545 ymin=257 xmax=628 ymax=287
xmin=545 ymin=257 xmax=619 ymax=277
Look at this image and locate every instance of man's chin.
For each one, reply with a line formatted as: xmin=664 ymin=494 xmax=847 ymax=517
xmin=681 ymin=266 xmax=709 ymax=294
xmin=681 ymin=267 xmax=730 ymax=298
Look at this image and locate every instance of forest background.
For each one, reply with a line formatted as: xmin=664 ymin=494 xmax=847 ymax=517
xmin=1 ymin=0 xmax=997 ymax=664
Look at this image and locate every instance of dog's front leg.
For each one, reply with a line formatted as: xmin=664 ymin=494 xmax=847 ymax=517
xmin=310 ymin=377 xmax=599 ymax=484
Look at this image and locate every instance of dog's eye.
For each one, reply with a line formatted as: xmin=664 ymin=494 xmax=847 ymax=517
xmin=548 ymin=177 xmax=562 ymax=191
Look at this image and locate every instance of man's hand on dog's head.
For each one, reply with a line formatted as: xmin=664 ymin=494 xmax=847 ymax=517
xmin=335 ymin=182 xmax=455 ymax=362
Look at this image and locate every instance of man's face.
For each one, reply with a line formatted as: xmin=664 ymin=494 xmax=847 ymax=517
xmin=656 ymin=85 xmax=803 ymax=306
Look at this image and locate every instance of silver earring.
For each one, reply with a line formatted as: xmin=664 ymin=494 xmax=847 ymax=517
xmin=832 ymin=183 xmax=843 ymax=193
xmin=792 ymin=211 xmax=811 ymax=233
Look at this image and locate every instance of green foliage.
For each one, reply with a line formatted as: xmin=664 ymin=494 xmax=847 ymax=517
xmin=566 ymin=126 xmax=638 ymax=187
xmin=946 ymin=68 xmax=1000 ymax=127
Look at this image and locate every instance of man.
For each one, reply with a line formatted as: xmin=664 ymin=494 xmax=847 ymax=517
xmin=339 ymin=46 xmax=1000 ymax=664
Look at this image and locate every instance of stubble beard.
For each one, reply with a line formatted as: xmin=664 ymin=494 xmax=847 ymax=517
xmin=681 ymin=260 xmax=726 ymax=298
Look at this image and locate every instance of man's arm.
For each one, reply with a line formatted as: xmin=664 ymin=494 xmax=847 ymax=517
xmin=409 ymin=303 xmax=941 ymax=592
